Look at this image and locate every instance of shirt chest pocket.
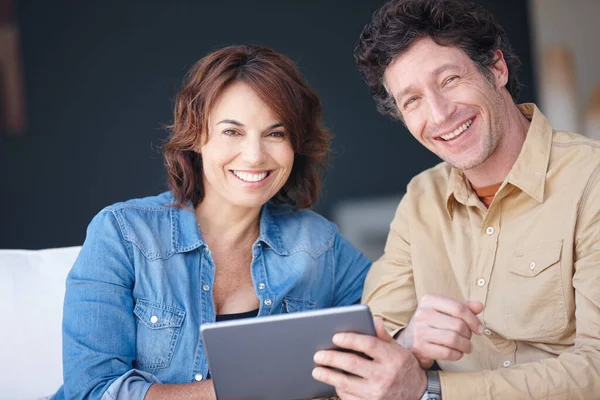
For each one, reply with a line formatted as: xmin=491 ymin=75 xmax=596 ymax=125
xmin=133 ymin=299 xmax=185 ymax=370
xmin=281 ymin=297 xmax=316 ymax=313
xmin=505 ymin=240 xmax=568 ymax=339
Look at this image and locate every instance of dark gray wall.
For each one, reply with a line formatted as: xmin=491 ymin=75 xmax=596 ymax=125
xmin=0 ymin=0 xmax=535 ymax=249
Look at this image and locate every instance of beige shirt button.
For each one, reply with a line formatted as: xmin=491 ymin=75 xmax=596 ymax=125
xmin=530 ymin=261 xmax=536 ymax=270
xmin=150 ymin=315 xmax=158 ymax=324
xmin=264 ymin=298 xmax=272 ymax=306
xmin=484 ymin=328 xmax=492 ymax=336
xmin=477 ymin=278 xmax=486 ymax=287
xmin=486 ymin=226 xmax=495 ymax=235
xmin=503 ymin=360 xmax=511 ymax=367
xmin=258 ymin=283 xmax=266 ymax=290
xmin=194 ymin=373 xmax=203 ymax=381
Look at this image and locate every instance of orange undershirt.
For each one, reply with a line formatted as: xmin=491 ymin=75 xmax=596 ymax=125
xmin=472 ymin=182 xmax=502 ymax=208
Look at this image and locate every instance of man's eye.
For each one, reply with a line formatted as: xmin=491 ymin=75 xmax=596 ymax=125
xmin=403 ymin=97 xmax=417 ymax=109
xmin=444 ymin=76 xmax=459 ymax=86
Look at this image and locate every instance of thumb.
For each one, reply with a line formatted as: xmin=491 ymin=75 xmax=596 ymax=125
xmin=374 ymin=317 xmax=394 ymax=343
xmin=464 ymin=300 xmax=484 ymax=315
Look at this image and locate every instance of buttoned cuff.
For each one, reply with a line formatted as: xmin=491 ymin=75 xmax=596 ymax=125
xmin=438 ymin=370 xmax=489 ymax=399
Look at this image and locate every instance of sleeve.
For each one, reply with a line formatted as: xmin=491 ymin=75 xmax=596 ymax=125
xmin=61 ymin=210 xmax=160 ymax=400
xmin=330 ymin=223 xmax=373 ymax=307
xmin=361 ymin=194 xmax=418 ymax=337
xmin=439 ymin=166 xmax=600 ymax=400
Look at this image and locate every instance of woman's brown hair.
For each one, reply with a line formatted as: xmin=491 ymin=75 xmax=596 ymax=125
xmin=164 ymin=45 xmax=331 ymax=209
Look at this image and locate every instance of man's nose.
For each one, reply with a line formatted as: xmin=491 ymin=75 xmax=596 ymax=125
xmin=427 ymin=92 xmax=456 ymax=126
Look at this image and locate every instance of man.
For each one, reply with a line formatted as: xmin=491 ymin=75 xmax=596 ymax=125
xmin=311 ymin=0 xmax=600 ymax=399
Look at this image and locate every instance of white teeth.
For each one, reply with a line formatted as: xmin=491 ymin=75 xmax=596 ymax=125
xmin=440 ymin=119 xmax=472 ymax=141
xmin=232 ymin=170 xmax=269 ymax=182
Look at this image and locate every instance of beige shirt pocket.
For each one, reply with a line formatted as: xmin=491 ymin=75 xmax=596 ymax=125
xmin=505 ymin=240 xmax=568 ymax=340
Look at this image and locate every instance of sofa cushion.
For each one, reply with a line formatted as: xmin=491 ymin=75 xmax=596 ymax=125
xmin=0 ymin=246 xmax=81 ymax=400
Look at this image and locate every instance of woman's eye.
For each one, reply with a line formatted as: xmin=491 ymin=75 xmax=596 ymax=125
xmin=268 ymin=131 xmax=286 ymax=138
xmin=223 ymin=129 xmax=239 ymax=136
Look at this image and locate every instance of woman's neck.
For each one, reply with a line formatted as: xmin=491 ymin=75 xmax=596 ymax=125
xmin=194 ymin=198 xmax=261 ymax=247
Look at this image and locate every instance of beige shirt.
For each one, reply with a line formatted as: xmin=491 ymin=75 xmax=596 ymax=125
xmin=362 ymin=104 xmax=600 ymax=399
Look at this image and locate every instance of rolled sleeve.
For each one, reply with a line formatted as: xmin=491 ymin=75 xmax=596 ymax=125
xmin=102 ymin=369 xmax=160 ymax=400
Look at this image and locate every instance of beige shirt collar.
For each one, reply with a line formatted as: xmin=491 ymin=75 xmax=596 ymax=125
xmin=445 ymin=103 xmax=553 ymax=216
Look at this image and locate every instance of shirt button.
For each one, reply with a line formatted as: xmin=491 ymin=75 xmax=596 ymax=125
xmin=264 ymin=298 xmax=272 ymax=306
xmin=194 ymin=373 xmax=203 ymax=381
xmin=503 ymin=360 xmax=511 ymax=368
xmin=530 ymin=261 xmax=536 ymax=270
xmin=202 ymin=284 xmax=210 ymax=291
xmin=258 ymin=283 xmax=266 ymax=290
xmin=257 ymin=243 xmax=262 ymax=247
xmin=486 ymin=226 xmax=495 ymax=235
xmin=484 ymin=328 xmax=492 ymax=336
xmin=150 ymin=315 xmax=158 ymax=324
xmin=477 ymin=278 xmax=486 ymax=287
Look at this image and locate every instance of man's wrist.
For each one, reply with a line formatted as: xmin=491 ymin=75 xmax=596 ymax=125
xmin=394 ymin=327 xmax=407 ymax=346
xmin=420 ymin=370 xmax=442 ymax=400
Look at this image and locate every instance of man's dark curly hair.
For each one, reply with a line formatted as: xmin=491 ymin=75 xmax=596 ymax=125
xmin=355 ymin=0 xmax=522 ymax=119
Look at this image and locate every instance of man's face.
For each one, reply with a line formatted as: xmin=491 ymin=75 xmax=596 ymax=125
xmin=384 ymin=37 xmax=510 ymax=171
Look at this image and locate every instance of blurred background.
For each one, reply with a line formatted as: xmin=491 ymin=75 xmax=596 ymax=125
xmin=0 ymin=0 xmax=596 ymax=259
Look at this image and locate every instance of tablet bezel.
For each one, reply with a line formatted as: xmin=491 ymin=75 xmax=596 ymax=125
xmin=201 ymin=304 xmax=375 ymax=400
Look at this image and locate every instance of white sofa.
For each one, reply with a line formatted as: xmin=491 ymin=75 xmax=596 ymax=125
xmin=0 ymin=247 xmax=81 ymax=400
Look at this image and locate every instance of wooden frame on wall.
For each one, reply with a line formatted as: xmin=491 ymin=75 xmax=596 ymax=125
xmin=0 ymin=0 xmax=26 ymax=136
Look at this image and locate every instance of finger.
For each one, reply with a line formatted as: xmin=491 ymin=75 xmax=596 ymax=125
xmin=421 ymin=327 xmax=472 ymax=354
xmin=312 ymin=366 xmax=364 ymax=397
xmin=427 ymin=313 xmax=472 ymax=340
xmin=415 ymin=356 xmax=435 ymax=370
xmin=337 ymin=392 xmax=363 ymax=400
xmin=420 ymin=295 xmax=484 ymax=334
xmin=314 ymin=349 xmax=371 ymax=378
xmin=374 ymin=317 xmax=394 ymax=343
xmin=464 ymin=300 xmax=484 ymax=315
xmin=331 ymin=332 xmax=388 ymax=360
xmin=415 ymin=342 xmax=464 ymax=362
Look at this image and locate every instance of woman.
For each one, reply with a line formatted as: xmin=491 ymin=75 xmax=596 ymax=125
xmin=52 ymin=45 xmax=371 ymax=400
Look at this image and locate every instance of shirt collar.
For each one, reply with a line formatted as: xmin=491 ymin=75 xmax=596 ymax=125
xmin=172 ymin=196 xmax=286 ymax=254
xmin=445 ymin=103 xmax=553 ymax=216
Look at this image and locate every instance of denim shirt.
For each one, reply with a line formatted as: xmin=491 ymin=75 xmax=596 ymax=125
xmin=52 ymin=192 xmax=371 ymax=400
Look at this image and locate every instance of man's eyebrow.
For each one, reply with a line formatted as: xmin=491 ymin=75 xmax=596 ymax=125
xmin=393 ymin=63 xmax=460 ymax=100
xmin=432 ymin=63 xmax=460 ymax=76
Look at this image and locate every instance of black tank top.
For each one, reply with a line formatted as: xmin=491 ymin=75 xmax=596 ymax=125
xmin=207 ymin=308 xmax=259 ymax=379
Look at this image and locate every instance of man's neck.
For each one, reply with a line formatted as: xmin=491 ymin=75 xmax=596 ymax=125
xmin=463 ymin=102 xmax=531 ymax=188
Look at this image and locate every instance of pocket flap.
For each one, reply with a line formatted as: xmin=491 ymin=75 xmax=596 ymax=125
xmin=134 ymin=299 xmax=185 ymax=329
xmin=282 ymin=297 xmax=316 ymax=313
xmin=510 ymin=240 xmax=563 ymax=277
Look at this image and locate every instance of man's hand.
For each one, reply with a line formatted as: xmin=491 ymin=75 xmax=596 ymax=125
xmin=312 ymin=318 xmax=426 ymax=400
xmin=398 ymin=295 xmax=484 ymax=368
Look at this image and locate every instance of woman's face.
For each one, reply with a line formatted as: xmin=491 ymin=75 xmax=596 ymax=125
xmin=199 ymin=81 xmax=295 ymax=212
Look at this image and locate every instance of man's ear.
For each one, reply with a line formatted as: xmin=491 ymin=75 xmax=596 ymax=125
xmin=490 ymin=49 xmax=509 ymax=89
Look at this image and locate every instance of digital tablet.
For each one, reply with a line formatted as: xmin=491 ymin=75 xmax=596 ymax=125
xmin=200 ymin=304 xmax=375 ymax=400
